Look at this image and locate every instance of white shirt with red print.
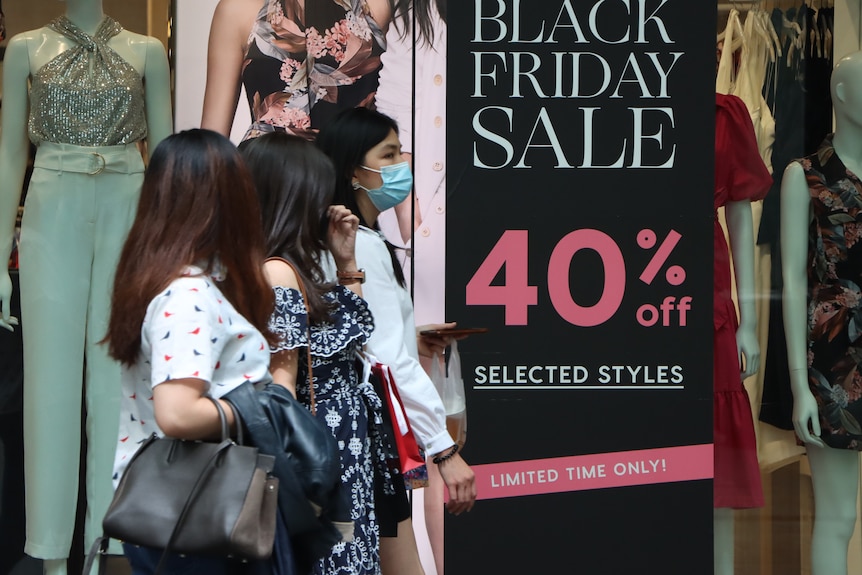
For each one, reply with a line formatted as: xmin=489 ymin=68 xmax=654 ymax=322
xmin=112 ymin=265 xmax=270 ymax=487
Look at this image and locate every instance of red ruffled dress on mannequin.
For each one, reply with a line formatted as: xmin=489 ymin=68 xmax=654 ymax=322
xmin=713 ymin=93 xmax=771 ymax=508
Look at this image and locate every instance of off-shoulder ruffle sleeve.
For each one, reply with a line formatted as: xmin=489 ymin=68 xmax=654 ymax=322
xmin=269 ymin=286 xmax=309 ymax=352
xmin=269 ymin=285 xmax=374 ymax=357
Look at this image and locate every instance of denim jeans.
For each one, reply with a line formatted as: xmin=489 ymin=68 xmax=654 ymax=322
xmin=123 ymin=543 xmax=238 ymax=575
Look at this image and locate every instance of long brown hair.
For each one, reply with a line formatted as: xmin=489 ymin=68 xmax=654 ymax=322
xmin=104 ymin=129 xmax=275 ymax=365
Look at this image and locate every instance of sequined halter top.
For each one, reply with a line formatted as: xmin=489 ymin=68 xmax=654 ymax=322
xmin=28 ymin=16 xmax=147 ymax=147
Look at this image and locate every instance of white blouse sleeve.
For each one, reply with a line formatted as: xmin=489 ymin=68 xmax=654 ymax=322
xmin=144 ymin=279 xmax=226 ymax=389
xmin=353 ymin=229 xmax=454 ymax=455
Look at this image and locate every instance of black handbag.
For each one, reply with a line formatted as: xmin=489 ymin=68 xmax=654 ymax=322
xmin=83 ymin=397 xmax=278 ymax=574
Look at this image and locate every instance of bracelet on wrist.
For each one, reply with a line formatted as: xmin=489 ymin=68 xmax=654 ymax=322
xmin=337 ymin=269 xmax=365 ymax=285
xmin=432 ymin=443 xmax=459 ymax=465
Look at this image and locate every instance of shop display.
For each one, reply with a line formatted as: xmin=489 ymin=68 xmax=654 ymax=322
xmin=0 ymin=0 xmax=851 ymax=573
xmin=0 ymin=0 xmax=171 ymax=572
xmin=759 ymin=1 xmax=836 ymax=430
xmin=781 ymin=50 xmax=862 ymax=575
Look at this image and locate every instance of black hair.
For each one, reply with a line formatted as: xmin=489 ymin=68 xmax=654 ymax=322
xmin=239 ymin=132 xmax=339 ymax=324
xmin=389 ymin=0 xmax=447 ymax=47
xmin=316 ymin=107 xmax=407 ymax=288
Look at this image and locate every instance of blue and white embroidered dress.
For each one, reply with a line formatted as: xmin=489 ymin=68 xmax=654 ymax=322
xmin=269 ymin=284 xmax=381 ymax=575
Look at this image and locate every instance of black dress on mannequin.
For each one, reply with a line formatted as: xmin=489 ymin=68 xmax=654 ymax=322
xmin=758 ymin=4 xmax=834 ymax=430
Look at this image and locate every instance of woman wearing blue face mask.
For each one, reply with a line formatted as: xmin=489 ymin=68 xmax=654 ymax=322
xmin=318 ymin=108 xmax=476 ymax=575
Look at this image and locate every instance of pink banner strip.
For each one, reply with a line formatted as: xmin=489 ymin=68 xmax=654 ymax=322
xmin=471 ymin=444 xmax=713 ymax=501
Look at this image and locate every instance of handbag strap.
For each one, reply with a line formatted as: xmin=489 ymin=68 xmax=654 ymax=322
xmin=219 ymin=395 xmax=244 ymax=445
xmin=152 ymin=396 xmax=235 ymax=574
xmin=154 ymin=438 xmax=235 ymax=574
xmin=266 ymin=256 xmax=316 ymax=415
xmin=81 ymin=398 xmax=239 ymax=575
xmin=82 ymin=536 xmax=109 ymax=575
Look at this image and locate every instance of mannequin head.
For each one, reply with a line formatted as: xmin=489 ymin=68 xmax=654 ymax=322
xmin=831 ymin=51 xmax=862 ymax=132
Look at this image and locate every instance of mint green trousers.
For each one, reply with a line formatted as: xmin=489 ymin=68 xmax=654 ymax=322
xmin=20 ymin=142 xmax=143 ymax=559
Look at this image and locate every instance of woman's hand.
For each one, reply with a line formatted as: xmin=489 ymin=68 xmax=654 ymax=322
xmin=417 ymin=321 xmax=473 ymax=358
xmin=328 ymin=204 xmax=360 ymax=271
xmin=437 ymin=452 xmax=477 ymax=515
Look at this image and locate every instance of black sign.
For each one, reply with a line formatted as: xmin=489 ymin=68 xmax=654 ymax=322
xmin=446 ymin=1 xmax=715 ymax=572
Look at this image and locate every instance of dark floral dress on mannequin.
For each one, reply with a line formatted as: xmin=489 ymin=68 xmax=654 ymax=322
xmin=803 ymin=135 xmax=862 ymax=450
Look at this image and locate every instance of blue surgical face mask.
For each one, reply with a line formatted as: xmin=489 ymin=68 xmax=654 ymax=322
xmin=355 ymin=161 xmax=413 ymax=211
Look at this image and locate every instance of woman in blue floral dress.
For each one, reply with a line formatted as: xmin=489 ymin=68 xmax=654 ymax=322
xmin=241 ymin=131 xmax=391 ymax=575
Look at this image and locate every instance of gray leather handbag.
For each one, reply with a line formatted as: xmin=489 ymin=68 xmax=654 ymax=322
xmin=83 ymin=397 xmax=278 ymax=574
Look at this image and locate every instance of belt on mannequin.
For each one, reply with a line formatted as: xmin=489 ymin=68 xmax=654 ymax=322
xmin=34 ymin=141 xmax=145 ymax=175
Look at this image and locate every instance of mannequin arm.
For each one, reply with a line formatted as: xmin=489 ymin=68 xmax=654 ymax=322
xmin=780 ymin=161 xmax=824 ymax=446
xmin=201 ymin=0 xmax=255 ymax=136
xmin=0 ymin=35 xmax=32 ymax=330
xmin=725 ymin=199 xmax=760 ymax=378
xmin=143 ymin=37 xmax=173 ymax=155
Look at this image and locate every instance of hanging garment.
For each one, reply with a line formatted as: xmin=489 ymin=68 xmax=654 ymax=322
xmin=714 ymin=93 xmax=771 ymax=509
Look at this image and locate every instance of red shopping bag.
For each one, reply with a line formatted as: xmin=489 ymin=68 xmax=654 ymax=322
xmin=363 ymin=354 xmax=424 ymax=475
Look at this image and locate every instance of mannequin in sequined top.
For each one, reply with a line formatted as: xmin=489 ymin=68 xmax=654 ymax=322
xmin=0 ymin=1 xmax=171 ymax=573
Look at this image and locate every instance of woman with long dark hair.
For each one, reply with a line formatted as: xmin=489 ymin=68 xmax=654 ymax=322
xmin=240 ymin=132 xmax=384 ymax=575
xmin=103 ymin=129 xmax=276 ymax=574
xmin=317 ymin=107 xmax=475 ymax=575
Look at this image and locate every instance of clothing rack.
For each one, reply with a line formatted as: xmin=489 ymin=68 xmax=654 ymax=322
xmin=719 ymin=0 xmax=834 ymax=12
xmin=718 ymin=2 xmax=759 ymax=11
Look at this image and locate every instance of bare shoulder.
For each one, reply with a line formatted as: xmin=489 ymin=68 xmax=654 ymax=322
xmin=3 ymin=32 xmax=34 ymax=66
xmin=8 ymin=27 xmax=50 ymax=45
xmin=141 ymin=35 xmax=169 ymax=68
xmin=781 ymin=161 xmax=808 ymax=197
xmin=7 ymin=28 xmax=63 ymax=74
xmin=212 ymin=0 xmax=262 ymax=28
xmin=264 ymin=259 xmax=300 ymax=290
xmin=112 ymin=30 xmax=163 ymax=52
xmin=783 ymin=159 xmax=805 ymax=178
xmin=209 ymin=0 xmax=261 ymax=49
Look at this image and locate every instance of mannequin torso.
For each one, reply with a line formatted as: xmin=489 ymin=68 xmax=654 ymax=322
xmin=23 ymin=25 xmax=152 ymax=74
xmin=0 ymin=3 xmax=171 ymax=320
xmin=201 ymin=0 xmax=392 ymax=138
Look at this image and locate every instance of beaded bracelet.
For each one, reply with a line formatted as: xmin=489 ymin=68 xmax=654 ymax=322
xmin=432 ymin=443 xmax=460 ymax=465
